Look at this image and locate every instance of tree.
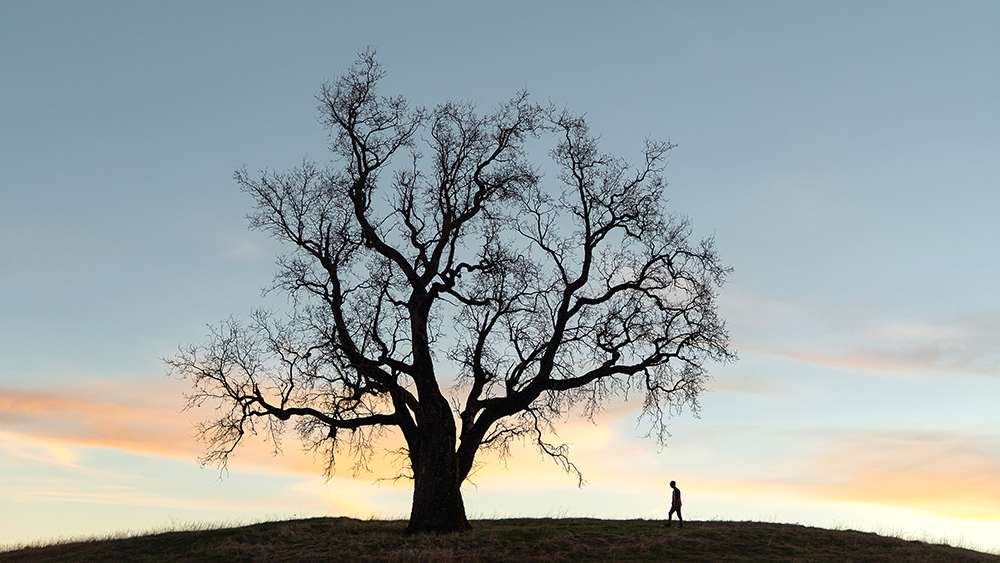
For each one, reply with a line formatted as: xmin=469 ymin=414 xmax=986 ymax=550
xmin=168 ymin=51 xmax=734 ymax=533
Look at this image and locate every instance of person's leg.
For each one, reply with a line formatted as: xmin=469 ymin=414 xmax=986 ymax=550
xmin=677 ymin=507 xmax=683 ymax=527
xmin=667 ymin=507 xmax=675 ymax=526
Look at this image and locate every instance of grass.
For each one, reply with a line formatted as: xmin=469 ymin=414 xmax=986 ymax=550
xmin=2 ymin=518 xmax=997 ymax=562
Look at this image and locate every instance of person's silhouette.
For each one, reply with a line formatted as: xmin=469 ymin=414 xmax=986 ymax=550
xmin=667 ymin=480 xmax=683 ymax=527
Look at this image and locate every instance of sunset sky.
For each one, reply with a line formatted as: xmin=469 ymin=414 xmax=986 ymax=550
xmin=2 ymin=0 xmax=999 ymax=551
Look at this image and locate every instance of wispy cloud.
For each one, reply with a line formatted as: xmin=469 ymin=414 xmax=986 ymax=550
xmin=723 ymin=291 xmax=1000 ymax=377
xmin=0 ymin=430 xmax=79 ymax=468
xmin=0 ymin=384 xmax=198 ymax=461
xmin=774 ymin=316 xmax=1000 ymax=377
xmin=0 ymin=379 xmax=652 ymax=492
xmin=677 ymin=429 xmax=1000 ymax=522
xmin=0 ymin=381 xmax=333 ymax=476
xmin=5 ymin=379 xmax=999 ymax=524
xmin=706 ymin=374 xmax=777 ymax=394
xmin=802 ymin=430 xmax=1000 ymax=520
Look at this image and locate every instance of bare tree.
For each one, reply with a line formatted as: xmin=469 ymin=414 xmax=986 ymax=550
xmin=168 ymin=51 xmax=733 ymax=533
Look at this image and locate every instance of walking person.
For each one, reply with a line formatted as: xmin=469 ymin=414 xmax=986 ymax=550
xmin=667 ymin=480 xmax=683 ymax=527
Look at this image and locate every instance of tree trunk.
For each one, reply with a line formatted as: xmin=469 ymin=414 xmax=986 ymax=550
xmin=406 ymin=418 xmax=470 ymax=533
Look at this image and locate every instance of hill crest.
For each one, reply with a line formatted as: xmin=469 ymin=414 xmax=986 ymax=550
xmin=2 ymin=517 xmax=997 ymax=562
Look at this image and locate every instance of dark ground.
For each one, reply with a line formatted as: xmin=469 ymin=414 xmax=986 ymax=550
xmin=2 ymin=518 xmax=997 ymax=562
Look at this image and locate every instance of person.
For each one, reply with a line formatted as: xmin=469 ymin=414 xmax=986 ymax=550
xmin=667 ymin=480 xmax=683 ymax=527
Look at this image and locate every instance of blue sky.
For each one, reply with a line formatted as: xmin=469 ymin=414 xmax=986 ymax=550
xmin=2 ymin=0 xmax=999 ymax=551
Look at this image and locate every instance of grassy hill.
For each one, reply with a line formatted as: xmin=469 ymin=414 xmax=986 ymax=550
xmin=2 ymin=518 xmax=997 ymax=562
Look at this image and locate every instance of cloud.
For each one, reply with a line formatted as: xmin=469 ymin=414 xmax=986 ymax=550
xmin=800 ymin=430 xmax=1000 ymax=520
xmin=5 ymin=378 xmax=999 ymax=525
xmin=457 ymin=418 xmax=1000 ymax=523
xmin=12 ymin=485 xmax=238 ymax=512
xmin=484 ymin=406 xmax=1000 ymax=523
xmin=0 ymin=378 xmax=599 ymax=488
xmin=679 ymin=430 xmax=1000 ymax=522
xmin=722 ymin=291 xmax=1000 ymax=377
xmin=0 ymin=383 xmax=199 ymax=461
xmin=0 ymin=381 xmax=396 ymax=477
xmin=706 ymin=374 xmax=777 ymax=394
xmin=773 ymin=315 xmax=1000 ymax=377
xmin=0 ymin=430 xmax=79 ymax=468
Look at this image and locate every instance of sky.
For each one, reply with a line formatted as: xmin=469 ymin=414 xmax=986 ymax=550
xmin=2 ymin=0 xmax=999 ymax=552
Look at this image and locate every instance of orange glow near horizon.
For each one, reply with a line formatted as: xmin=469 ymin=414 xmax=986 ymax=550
xmin=3 ymin=381 xmax=998 ymax=531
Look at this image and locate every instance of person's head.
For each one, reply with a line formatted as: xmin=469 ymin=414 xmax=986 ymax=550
xmin=670 ymin=480 xmax=676 ymax=488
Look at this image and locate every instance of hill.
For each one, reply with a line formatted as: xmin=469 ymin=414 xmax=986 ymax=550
xmin=2 ymin=518 xmax=996 ymax=562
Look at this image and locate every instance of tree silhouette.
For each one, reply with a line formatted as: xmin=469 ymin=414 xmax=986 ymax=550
xmin=168 ymin=51 xmax=734 ymax=533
